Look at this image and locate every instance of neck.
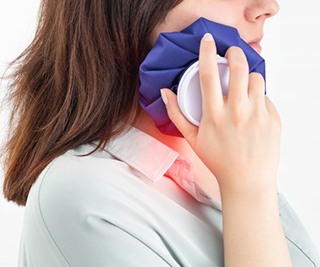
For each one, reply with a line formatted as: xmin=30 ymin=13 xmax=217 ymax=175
xmin=132 ymin=110 xmax=221 ymax=201
xmin=133 ymin=109 xmax=187 ymax=152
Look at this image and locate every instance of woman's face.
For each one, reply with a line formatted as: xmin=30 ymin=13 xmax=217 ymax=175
xmin=150 ymin=0 xmax=280 ymax=54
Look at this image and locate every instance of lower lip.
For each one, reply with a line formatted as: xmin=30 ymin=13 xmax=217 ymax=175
xmin=248 ymin=42 xmax=262 ymax=54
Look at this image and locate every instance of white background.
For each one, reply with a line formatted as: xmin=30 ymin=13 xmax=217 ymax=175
xmin=0 ymin=0 xmax=319 ymax=266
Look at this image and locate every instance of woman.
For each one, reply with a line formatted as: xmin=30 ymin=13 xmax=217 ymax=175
xmin=2 ymin=0 xmax=320 ymax=266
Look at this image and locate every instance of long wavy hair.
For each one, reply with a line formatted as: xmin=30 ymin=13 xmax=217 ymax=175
xmin=1 ymin=0 xmax=183 ymax=206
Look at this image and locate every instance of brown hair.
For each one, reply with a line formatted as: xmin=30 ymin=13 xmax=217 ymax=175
xmin=1 ymin=0 xmax=183 ymax=206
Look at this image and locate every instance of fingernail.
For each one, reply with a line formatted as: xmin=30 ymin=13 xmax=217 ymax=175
xmin=160 ymin=89 xmax=168 ymax=105
xmin=203 ymin=33 xmax=213 ymax=42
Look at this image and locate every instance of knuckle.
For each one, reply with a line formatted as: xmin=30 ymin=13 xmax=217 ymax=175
xmin=230 ymin=96 xmax=246 ymax=107
xmin=229 ymin=60 xmax=248 ymax=73
xmin=205 ymin=114 xmax=220 ymax=126
xmin=167 ymin=108 xmax=179 ymax=123
xmin=266 ymin=113 xmax=282 ymax=133
xmin=202 ymin=107 xmax=223 ymax=126
xmin=200 ymin=70 xmax=212 ymax=80
xmin=230 ymin=107 xmax=246 ymax=125
xmin=200 ymin=71 xmax=214 ymax=85
xmin=252 ymin=112 xmax=267 ymax=127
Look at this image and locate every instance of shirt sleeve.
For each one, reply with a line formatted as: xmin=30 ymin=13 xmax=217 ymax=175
xmin=36 ymin=156 xmax=179 ymax=267
xmin=278 ymin=193 xmax=320 ymax=266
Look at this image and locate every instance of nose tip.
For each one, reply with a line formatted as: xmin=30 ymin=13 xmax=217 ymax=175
xmin=269 ymin=0 xmax=280 ymax=17
xmin=246 ymin=0 xmax=280 ymax=22
xmin=258 ymin=1 xmax=280 ymax=20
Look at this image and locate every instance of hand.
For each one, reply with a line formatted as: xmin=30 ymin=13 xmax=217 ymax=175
xmin=160 ymin=33 xmax=282 ymax=196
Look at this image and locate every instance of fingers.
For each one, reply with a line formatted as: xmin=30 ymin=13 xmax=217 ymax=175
xmin=199 ymin=33 xmax=224 ymax=115
xmin=224 ymin=46 xmax=249 ymax=106
xmin=265 ymin=95 xmax=282 ymax=129
xmin=160 ymin=88 xmax=198 ymax=145
xmin=248 ymin=72 xmax=266 ymax=114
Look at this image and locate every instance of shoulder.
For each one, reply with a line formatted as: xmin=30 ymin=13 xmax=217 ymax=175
xmin=35 ymin=144 xmax=146 ymax=211
xmin=24 ymin=142 xmax=152 ymax=236
xmin=22 ymin=144 xmax=175 ymax=266
xmin=29 ymin=144 xmax=153 ymax=252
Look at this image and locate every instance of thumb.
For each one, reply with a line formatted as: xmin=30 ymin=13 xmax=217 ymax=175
xmin=160 ymin=88 xmax=198 ymax=144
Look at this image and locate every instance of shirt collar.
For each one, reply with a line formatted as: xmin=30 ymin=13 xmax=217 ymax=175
xmin=100 ymin=126 xmax=222 ymax=211
xmin=102 ymin=126 xmax=180 ymax=182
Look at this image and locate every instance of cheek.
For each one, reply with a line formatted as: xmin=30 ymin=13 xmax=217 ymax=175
xmin=150 ymin=1 xmax=243 ymax=46
xmin=200 ymin=3 xmax=242 ymax=28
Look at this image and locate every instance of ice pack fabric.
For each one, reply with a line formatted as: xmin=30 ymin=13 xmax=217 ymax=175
xmin=139 ymin=17 xmax=266 ymax=137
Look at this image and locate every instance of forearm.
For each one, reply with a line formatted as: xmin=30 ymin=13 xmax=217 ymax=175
xmin=221 ymin=187 xmax=292 ymax=267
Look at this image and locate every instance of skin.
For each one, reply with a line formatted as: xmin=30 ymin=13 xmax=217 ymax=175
xmin=135 ymin=0 xmax=280 ymax=204
xmin=134 ymin=0 xmax=293 ymax=266
xmin=149 ymin=0 xmax=279 ymax=48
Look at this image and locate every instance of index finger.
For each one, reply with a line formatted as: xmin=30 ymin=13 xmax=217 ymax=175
xmin=199 ymin=33 xmax=224 ymax=115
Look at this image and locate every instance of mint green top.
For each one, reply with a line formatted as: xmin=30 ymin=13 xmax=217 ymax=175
xmin=18 ymin=126 xmax=320 ymax=266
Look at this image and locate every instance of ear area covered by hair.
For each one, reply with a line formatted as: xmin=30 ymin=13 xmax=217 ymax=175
xmin=138 ymin=17 xmax=266 ymax=137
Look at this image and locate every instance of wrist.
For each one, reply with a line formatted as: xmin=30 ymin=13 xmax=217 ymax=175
xmin=217 ymin=172 xmax=278 ymax=197
xmin=220 ymin=183 xmax=278 ymax=205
